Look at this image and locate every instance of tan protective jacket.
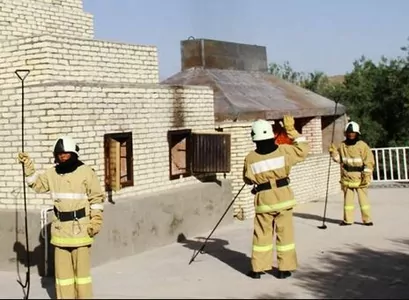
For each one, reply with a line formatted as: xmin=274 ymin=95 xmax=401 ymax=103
xmin=331 ymin=140 xmax=375 ymax=188
xmin=27 ymin=165 xmax=105 ymax=248
xmin=243 ymin=131 xmax=310 ymax=214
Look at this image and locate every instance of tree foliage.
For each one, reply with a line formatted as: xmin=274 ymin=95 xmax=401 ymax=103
xmin=268 ymin=39 xmax=409 ymax=148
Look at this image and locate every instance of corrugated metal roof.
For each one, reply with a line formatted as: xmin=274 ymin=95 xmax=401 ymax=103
xmin=161 ymin=68 xmax=346 ymax=122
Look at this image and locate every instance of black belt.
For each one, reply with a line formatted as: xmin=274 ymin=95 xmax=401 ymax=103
xmin=252 ymin=177 xmax=290 ymax=194
xmin=343 ymin=165 xmax=364 ymax=172
xmin=54 ymin=207 xmax=86 ymax=222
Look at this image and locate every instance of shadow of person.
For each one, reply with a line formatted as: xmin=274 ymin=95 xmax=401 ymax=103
xmin=176 ymin=233 xmax=252 ymax=277
xmin=13 ymin=223 xmax=56 ymax=299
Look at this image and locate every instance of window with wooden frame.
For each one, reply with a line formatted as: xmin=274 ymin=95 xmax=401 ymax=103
xmin=104 ymin=132 xmax=134 ymax=191
xmin=167 ymin=129 xmax=231 ymax=180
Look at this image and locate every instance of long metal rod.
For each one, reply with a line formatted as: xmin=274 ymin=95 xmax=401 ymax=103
xmin=318 ymin=100 xmax=339 ymax=230
xmin=188 ymin=183 xmax=246 ymax=265
xmin=15 ymin=70 xmax=31 ymax=300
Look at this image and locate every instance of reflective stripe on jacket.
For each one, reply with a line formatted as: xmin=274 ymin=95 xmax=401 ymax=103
xmin=243 ymin=131 xmax=310 ymax=214
xmin=27 ymin=164 xmax=105 ymax=247
xmin=331 ymin=140 xmax=374 ymax=188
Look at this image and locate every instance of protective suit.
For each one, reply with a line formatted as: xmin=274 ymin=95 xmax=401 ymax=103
xmin=18 ymin=136 xmax=105 ymax=299
xmin=329 ymin=121 xmax=374 ymax=226
xmin=243 ymin=115 xmax=310 ymax=279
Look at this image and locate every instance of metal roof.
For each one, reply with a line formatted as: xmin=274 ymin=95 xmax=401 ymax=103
xmin=161 ymin=67 xmax=346 ymax=122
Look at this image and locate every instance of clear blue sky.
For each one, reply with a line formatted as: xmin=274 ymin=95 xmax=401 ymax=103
xmin=83 ymin=0 xmax=409 ymax=81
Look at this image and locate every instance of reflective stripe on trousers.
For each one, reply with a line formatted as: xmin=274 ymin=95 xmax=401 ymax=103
xmin=55 ymin=276 xmax=92 ymax=286
xmin=252 ymin=209 xmax=297 ymax=272
xmin=253 ymin=243 xmax=295 ymax=252
xmin=255 ymin=199 xmax=296 ymax=214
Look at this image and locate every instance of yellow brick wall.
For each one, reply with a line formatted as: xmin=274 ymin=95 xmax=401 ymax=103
xmin=0 ymin=84 xmax=216 ymax=209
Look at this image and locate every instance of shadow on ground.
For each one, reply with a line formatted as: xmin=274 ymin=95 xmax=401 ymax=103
xmin=176 ymin=233 xmax=252 ymax=277
xmin=293 ymin=212 xmax=341 ymax=225
xmin=13 ymin=223 xmax=55 ymax=299
xmin=255 ymin=239 xmax=409 ymax=299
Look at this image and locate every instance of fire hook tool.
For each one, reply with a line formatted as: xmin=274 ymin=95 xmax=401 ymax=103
xmin=188 ymin=183 xmax=246 ymax=265
xmin=318 ymin=100 xmax=339 ymax=230
xmin=15 ymin=69 xmax=31 ymax=300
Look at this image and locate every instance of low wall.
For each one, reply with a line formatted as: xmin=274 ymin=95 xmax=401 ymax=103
xmin=0 ymin=179 xmax=233 ymax=276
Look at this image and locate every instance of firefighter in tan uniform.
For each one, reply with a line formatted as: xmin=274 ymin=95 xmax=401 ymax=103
xmin=243 ymin=115 xmax=310 ymax=279
xmin=329 ymin=121 xmax=374 ymax=226
xmin=17 ymin=136 xmax=105 ymax=299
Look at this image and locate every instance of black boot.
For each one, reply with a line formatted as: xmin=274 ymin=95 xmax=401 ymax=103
xmin=247 ymin=271 xmax=263 ymax=279
xmin=339 ymin=221 xmax=352 ymax=226
xmin=277 ymin=270 xmax=292 ymax=279
xmin=363 ymin=222 xmax=374 ymax=226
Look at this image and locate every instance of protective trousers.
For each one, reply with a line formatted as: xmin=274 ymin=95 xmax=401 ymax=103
xmin=343 ymin=187 xmax=372 ymax=224
xmin=54 ymin=246 xmax=93 ymax=299
xmin=251 ymin=209 xmax=297 ymax=272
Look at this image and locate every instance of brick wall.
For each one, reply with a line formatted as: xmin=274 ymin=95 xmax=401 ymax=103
xmin=220 ymin=119 xmax=341 ymax=219
xmin=0 ymin=83 xmax=215 ymax=209
xmin=0 ymin=0 xmax=93 ymax=40
xmin=0 ymin=35 xmax=159 ymax=88
xmin=217 ymin=121 xmax=255 ymax=219
xmin=302 ymin=116 xmax=323 ymax=154
xmin=36 ymin=0 xmax=83 ymax=9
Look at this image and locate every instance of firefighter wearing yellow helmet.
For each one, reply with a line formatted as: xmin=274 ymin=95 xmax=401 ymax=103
xmin=17 ymin=136 xmax=105 ymax=299
xmin=243 ymin=115 xmax=310 ymax=279
xmin=329 ymin=121 xmax=375 ymax=226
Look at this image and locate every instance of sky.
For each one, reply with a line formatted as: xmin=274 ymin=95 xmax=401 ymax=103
xmin=83 ymin=0 xmax=409 ymax=81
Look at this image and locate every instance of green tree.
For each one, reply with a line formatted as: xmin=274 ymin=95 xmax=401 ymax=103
xmin=268 ymin=39 xmax=409 ymax=148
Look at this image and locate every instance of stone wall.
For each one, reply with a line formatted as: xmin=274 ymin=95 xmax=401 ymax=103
xmin=0 ymin=83 xmax=215 ymax=209
xmin=0 ymin=0 xmax=93 ymax=41
xmin=0 ymin=35 xmax=159 ymax=88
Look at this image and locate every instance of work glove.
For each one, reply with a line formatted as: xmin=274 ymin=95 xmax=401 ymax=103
xmin=360 ymin=173 xmax=372 ymax=188
xmin=283 ymin=115 xmax=299 ymax=140
xmin=17 ymin=152 xmax=35 ymax=177
xmin=87 ymin=214 xmax=103 ymax=237
xmin=235 ymin=206 xmax=245 ymax=221
xmin=87 ymin=221 xmax=102 ymax=238
xmin=328 ymin=143 xmax=337 ymax=154
xmin=283 ymin=115 xmax=295 ymax=131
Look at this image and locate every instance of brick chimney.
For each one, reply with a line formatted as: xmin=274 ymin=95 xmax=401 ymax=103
xmin=180 ymin=38 xmax=268 ymax=72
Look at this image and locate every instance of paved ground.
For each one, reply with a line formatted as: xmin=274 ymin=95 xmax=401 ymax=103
xmin=1 ymin=188 xmax=408 ymax=299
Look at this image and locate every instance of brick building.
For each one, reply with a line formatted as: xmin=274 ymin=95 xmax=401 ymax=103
xmin=0 ymin=0 xmax=233 ymax=275
xmin=163 ymin=38 xmax=348 ymax=219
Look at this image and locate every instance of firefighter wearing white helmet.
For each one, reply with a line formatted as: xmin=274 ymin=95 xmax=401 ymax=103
xmin=17 ymin=136 xmax=105 ymax=299
xmin=243 ymin=115 xmax=310 ymax=279
xmin=329 ymin=121 xmax=375 ymax=226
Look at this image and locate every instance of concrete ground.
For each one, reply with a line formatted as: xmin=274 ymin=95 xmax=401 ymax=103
xmin=1 ymin=188 xmax=408 ymax=299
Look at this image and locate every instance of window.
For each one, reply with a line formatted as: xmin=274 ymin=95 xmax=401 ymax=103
xmin=104 ymin=132 xmax=134 ymax=191
xmin=168 ymin=129 xmax=192 ymax=180
xmin=167 ymin=130 xmax=231 ymax=180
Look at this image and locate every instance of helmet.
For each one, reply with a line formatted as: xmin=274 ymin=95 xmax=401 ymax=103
xmin=53 ymin=136 xmax=80 ymax=155
xmin=251 ymin=119 xmax=274 ymax=141
xmin=345 ymin=121 xmax=360 ymax=134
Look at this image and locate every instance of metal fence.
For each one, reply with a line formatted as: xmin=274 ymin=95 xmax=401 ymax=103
xmin=371 ymin=147 xmax=409 ymax=182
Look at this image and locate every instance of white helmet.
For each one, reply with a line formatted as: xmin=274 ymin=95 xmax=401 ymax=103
xmin=251 ymin=119 xmax=274 ymax=141
xmin=53 ymin=136 xmax=79 ymax=155
xmin=345 ymin=121 xmax=360 ymax=134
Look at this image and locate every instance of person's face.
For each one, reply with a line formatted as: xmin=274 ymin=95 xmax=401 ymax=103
xmin=346 ymin=132 xmax=357 ymax=140
xmin=57 ymin=152 xmax=71 ymax=163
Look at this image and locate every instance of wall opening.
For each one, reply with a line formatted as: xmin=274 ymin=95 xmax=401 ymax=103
xmin=104 ymin=132 xmax=134 ymax=192
xmin=168 ymin=129 xmax=192 ymax=180
xmin=167 ymin=129 xmax=231 ymax=180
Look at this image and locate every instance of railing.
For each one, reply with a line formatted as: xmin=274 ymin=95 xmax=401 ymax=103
xmin=371 ymin=147 xmax=409 ymax=182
